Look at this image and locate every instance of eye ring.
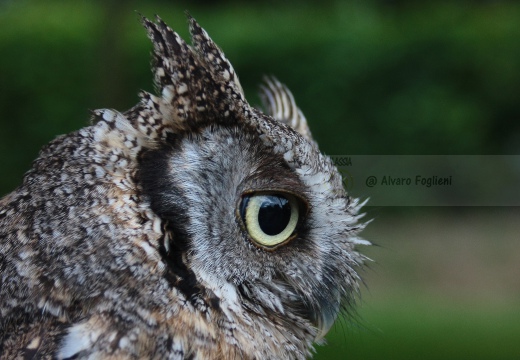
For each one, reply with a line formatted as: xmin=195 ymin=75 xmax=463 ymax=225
xmin=239 ymin=192 xmax=303 ymax=250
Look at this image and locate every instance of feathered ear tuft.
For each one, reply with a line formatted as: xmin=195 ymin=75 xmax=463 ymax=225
xmin=140 ymin=14 xmax=207 ymax=127
xmin=187 ymin=13 xmax=245 ymax=102
xmin=259 ymin=77 xmax=314 ymax=143
xmin=127 ymin=14 xmax=248 ymax=138
xmin=141 ymin=15 xmax=189 ymax=90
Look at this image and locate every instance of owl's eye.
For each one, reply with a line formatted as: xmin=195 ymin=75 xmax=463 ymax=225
xmin=240 ymin=193 xmax=301 ymax=249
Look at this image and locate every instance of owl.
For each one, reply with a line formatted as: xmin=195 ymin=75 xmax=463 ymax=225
xmin=0 ymin=14 xmax=369 ymax=359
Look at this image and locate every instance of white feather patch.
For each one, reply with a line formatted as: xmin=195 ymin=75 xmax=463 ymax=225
xmin=58 ymin=321 xmax=102 ymax=359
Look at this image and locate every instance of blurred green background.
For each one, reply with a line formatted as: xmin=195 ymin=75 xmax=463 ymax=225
xmin=1 ymin=0 xmax=519 ymax=359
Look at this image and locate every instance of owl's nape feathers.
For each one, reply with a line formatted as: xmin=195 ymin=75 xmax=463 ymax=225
xmin=0 ymin=14 xmax=369 ymax=359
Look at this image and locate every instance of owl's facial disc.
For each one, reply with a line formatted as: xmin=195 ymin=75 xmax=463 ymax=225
xmin=239 ymin=192 xmax=305 ymax=250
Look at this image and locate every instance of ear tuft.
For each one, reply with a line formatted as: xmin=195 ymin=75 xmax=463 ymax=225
xmin=259 ymin=77 xmax=314 ymax=142
xmin=188 ymin=15 xmax=245 ymax=101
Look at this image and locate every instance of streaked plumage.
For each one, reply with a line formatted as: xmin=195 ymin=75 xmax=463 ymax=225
xmin=0 ymin=14 xmax=369 ymax=359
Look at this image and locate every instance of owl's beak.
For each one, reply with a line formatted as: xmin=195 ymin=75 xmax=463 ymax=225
xmin=312 ymin=290 xmax=340 ymax=342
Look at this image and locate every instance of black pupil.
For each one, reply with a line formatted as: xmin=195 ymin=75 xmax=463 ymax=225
xmin=258 ymin=195 xmax=292 ymax=236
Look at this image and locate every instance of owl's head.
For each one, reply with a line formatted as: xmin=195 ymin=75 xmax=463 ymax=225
xmin=130 ymin=15 xmax=368 ymax=347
